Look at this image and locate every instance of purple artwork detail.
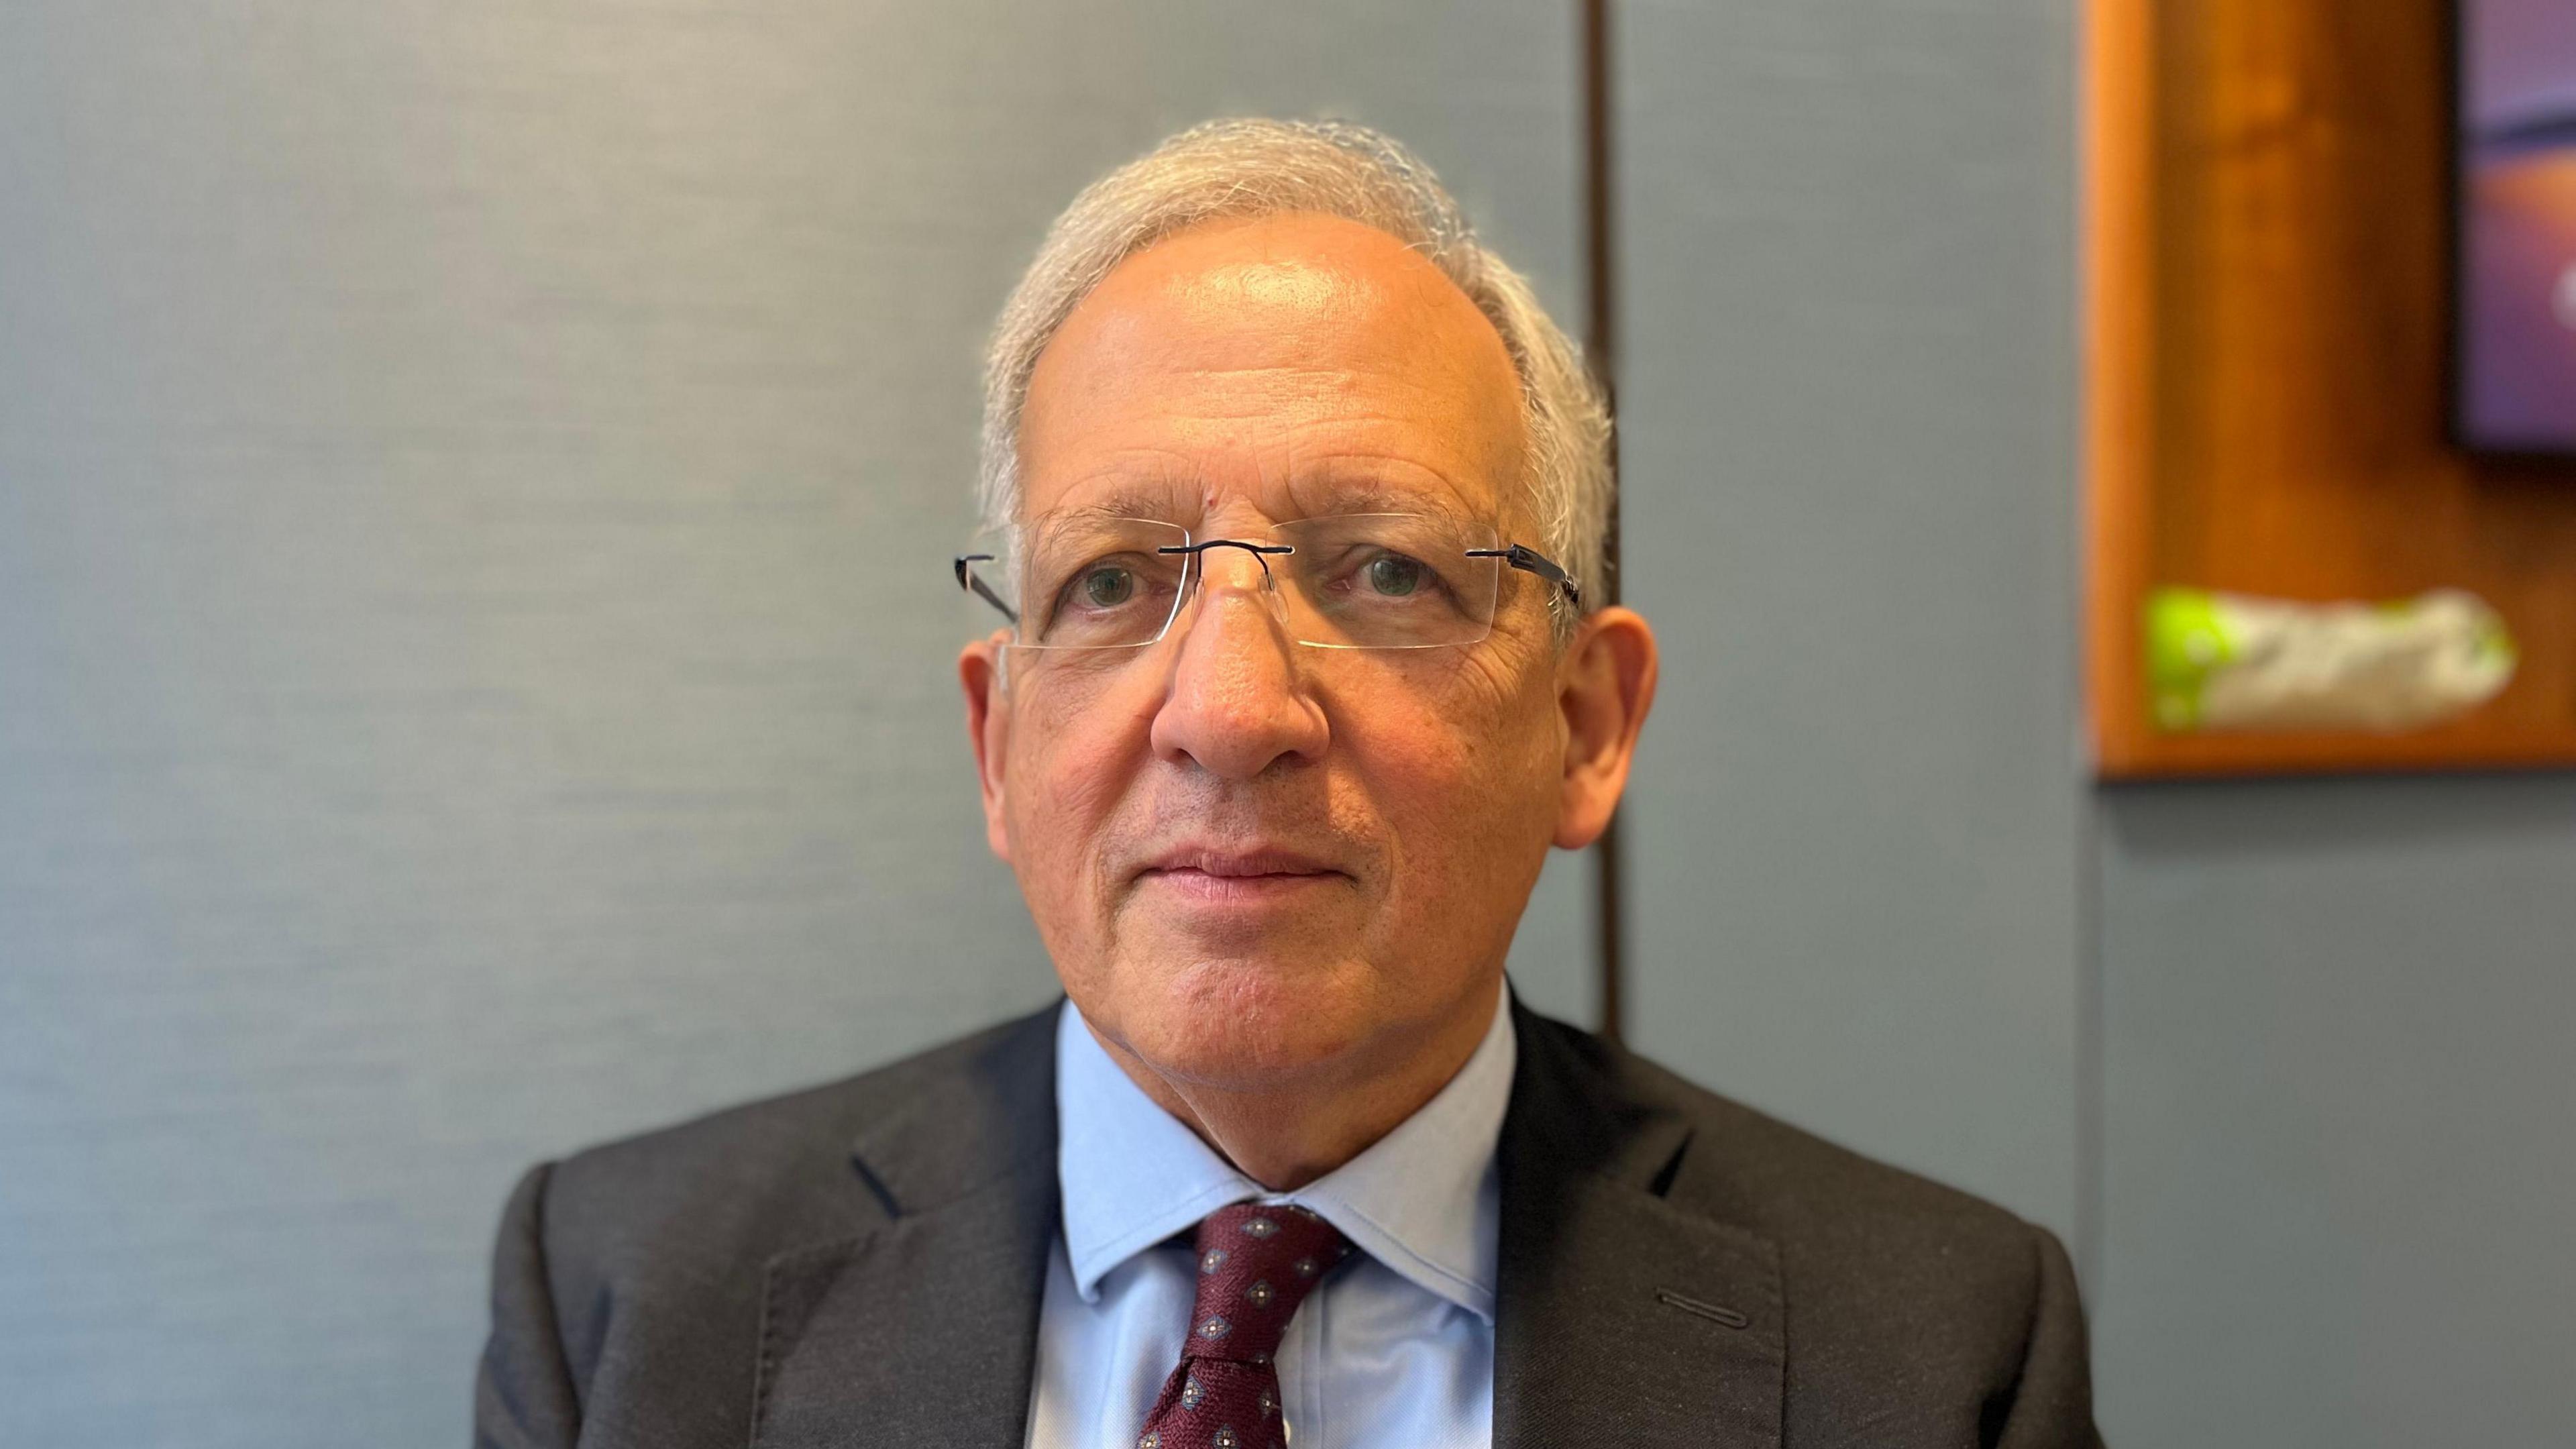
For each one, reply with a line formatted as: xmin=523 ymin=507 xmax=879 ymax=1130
xmin=2459 ymin=0 xmax=2576 ymax=452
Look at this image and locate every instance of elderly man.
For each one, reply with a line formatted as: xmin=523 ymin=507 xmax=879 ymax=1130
xmin=475 ymin=120 xmax=2100 ymax=1449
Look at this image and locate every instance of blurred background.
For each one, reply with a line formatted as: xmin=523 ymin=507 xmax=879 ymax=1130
xmin=3 ymin=2 xmax=2570 ymax=1444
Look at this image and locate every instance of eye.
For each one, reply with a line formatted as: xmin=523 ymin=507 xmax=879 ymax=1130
xmin=1363 ymin=554 xmax=1426 ymax=598
xmin=1079 ymin=567 xmax=1136 ymax=608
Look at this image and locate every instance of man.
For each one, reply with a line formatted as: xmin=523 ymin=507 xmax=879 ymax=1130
xmin=475 ymin=119 xmax=2100 ymax=1448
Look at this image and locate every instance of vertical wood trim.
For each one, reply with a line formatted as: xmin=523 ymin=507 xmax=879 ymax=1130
xmin=1580 ymin=0 xmax=1628 ymax=1042
xmin=2084 ymin=0 xmax=2157 ymax=775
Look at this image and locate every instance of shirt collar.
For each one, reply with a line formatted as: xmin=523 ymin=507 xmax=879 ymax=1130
xmin=1054 ymin=982 xmax=1515 ymax=1322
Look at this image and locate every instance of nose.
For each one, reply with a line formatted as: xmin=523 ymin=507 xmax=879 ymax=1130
xmin=1148 ymin=546 xmax=1330 ymax=780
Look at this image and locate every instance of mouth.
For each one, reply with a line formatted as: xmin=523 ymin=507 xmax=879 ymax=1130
xmin=1134 ymin=843 xmax=1354 ymax=903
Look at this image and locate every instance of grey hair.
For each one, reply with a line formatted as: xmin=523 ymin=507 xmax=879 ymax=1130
xmin=977 ymin=117 xmax=1611 ymax=629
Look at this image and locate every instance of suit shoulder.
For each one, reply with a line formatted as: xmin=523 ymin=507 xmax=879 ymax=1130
xmin=1513 ymin=1014 xmax=2088 ymax=1430
xmin=1537 ymin=1014 xmax=2051 ymax=1269
xmin=1569 ymin=1022 xmax=2065 ymax=1387
xmin=536 ymin=1005 xmax=1059 ymax=1258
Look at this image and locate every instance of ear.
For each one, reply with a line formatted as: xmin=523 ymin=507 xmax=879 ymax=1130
xmin=959 ymin=632 xmax=1014 ymax=863
xmin=1552 ymin=606 xmax=1659 ymax=850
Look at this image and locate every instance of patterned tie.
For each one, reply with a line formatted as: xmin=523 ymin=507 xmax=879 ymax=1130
xmin=1134 ymin=1201 xmax=1354 ymax=1449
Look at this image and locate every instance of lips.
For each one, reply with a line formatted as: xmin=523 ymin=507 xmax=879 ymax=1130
xmin=1132 ymin=842 xmax=1356 ymax=908
xmin=1137 ymin=843 xmax=1350 ymax=883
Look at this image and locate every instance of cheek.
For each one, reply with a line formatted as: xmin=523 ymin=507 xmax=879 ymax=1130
xmin=1003 ymin=676 xmax=1153 ymax=896
xmin=1327 ymin=655 xmax=1561 ymax=891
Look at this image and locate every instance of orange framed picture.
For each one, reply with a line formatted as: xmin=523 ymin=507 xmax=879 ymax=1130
xmin=2086 ymin=0 xmax=2576 ymax=777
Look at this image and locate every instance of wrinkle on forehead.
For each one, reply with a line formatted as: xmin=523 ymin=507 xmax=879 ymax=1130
xmin=1017 ymin=213 xmax=1527 ymax=534
xmin=1040 ymin=443 xmax=1489 ymax=533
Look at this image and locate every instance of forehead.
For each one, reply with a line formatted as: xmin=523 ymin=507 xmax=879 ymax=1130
xmin=1016 ymin=213 xmax=1527 ymax=527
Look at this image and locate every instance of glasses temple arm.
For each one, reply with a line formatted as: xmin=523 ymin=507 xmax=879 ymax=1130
xmin=1465 ymin=543 xmax=1583 ymax=608
xmin=953 ymin=554 xmax=1020 ymax=626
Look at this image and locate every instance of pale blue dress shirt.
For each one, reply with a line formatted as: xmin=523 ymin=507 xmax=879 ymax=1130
xmin=1026 ymin=985 xmax=1515 ymax=1448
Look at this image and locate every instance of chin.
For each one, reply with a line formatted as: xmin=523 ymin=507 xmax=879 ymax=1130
xmin=1109 ymin=949 xmax=1381 ymax=1089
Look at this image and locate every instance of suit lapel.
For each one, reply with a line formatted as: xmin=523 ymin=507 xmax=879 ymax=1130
xmin=741 ymin=1000 xmax=1786 ymax=1446
xmin=1493 ymin=1004 xmax=1785 ymax=1448
xmin=750 ymin=1008 xmax=1061 ymax=1449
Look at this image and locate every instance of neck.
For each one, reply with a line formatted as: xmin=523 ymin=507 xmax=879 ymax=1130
xmin=1088 ymin=976 xmax=1505 ymax=1191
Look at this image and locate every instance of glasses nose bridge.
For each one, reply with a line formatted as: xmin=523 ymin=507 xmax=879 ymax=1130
xmin=1162 ymin=538 xmax=1303 ymax=663
xmin=1169 ymin=537 xmax=1289 ymax=614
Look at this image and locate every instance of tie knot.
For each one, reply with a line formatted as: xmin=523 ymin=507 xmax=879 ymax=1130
xmin=1181 ymin=1202 xmax=1353 ymax=1364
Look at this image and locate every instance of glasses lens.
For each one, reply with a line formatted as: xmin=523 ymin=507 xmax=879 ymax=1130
xmin=985 ymin=513 xmax=1191 ymax=649
xmin=1274 ymin=513 xmax=1502 ymax=649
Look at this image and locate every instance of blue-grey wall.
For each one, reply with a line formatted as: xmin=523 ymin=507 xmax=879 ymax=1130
xmin=1616 ymin=0 xmax=2088 ymax=1240
xmin=1612 ymin=3 xmax=2574 ymax=1444
xmin=2094 ymin=777 xmax=2576 ymax=1444
xmin=0 ymin=3 xmax=1589 ymax=1443
xmin=7 ymin=3 xmax=2573 ymax=1446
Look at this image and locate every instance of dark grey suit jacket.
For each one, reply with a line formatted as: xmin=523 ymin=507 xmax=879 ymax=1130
xmin=475 ymin=1001 xmax=2102 ymax=1447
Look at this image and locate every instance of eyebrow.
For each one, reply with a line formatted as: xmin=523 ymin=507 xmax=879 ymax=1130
xmin=1038 ymin=471 xmax=1481 ymax=529
xmin=1284 ymin=477 xmax=1466 ymax=519
xmin=1285 ymin=450 xmax=1496 ymax=521
xmin=1039 ymin=476 xmax=1195 ymax=525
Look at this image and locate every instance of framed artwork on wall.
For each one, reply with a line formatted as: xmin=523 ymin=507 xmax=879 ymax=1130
xmin=2453 ymin=0 xmax=2576 ymax=460
xmin=2086 ymin=0 xmax=2576 ymax=777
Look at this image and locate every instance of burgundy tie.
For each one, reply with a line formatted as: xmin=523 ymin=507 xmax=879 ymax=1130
xmin=1134 ymin=1201 xmax=1354 ymax=1449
